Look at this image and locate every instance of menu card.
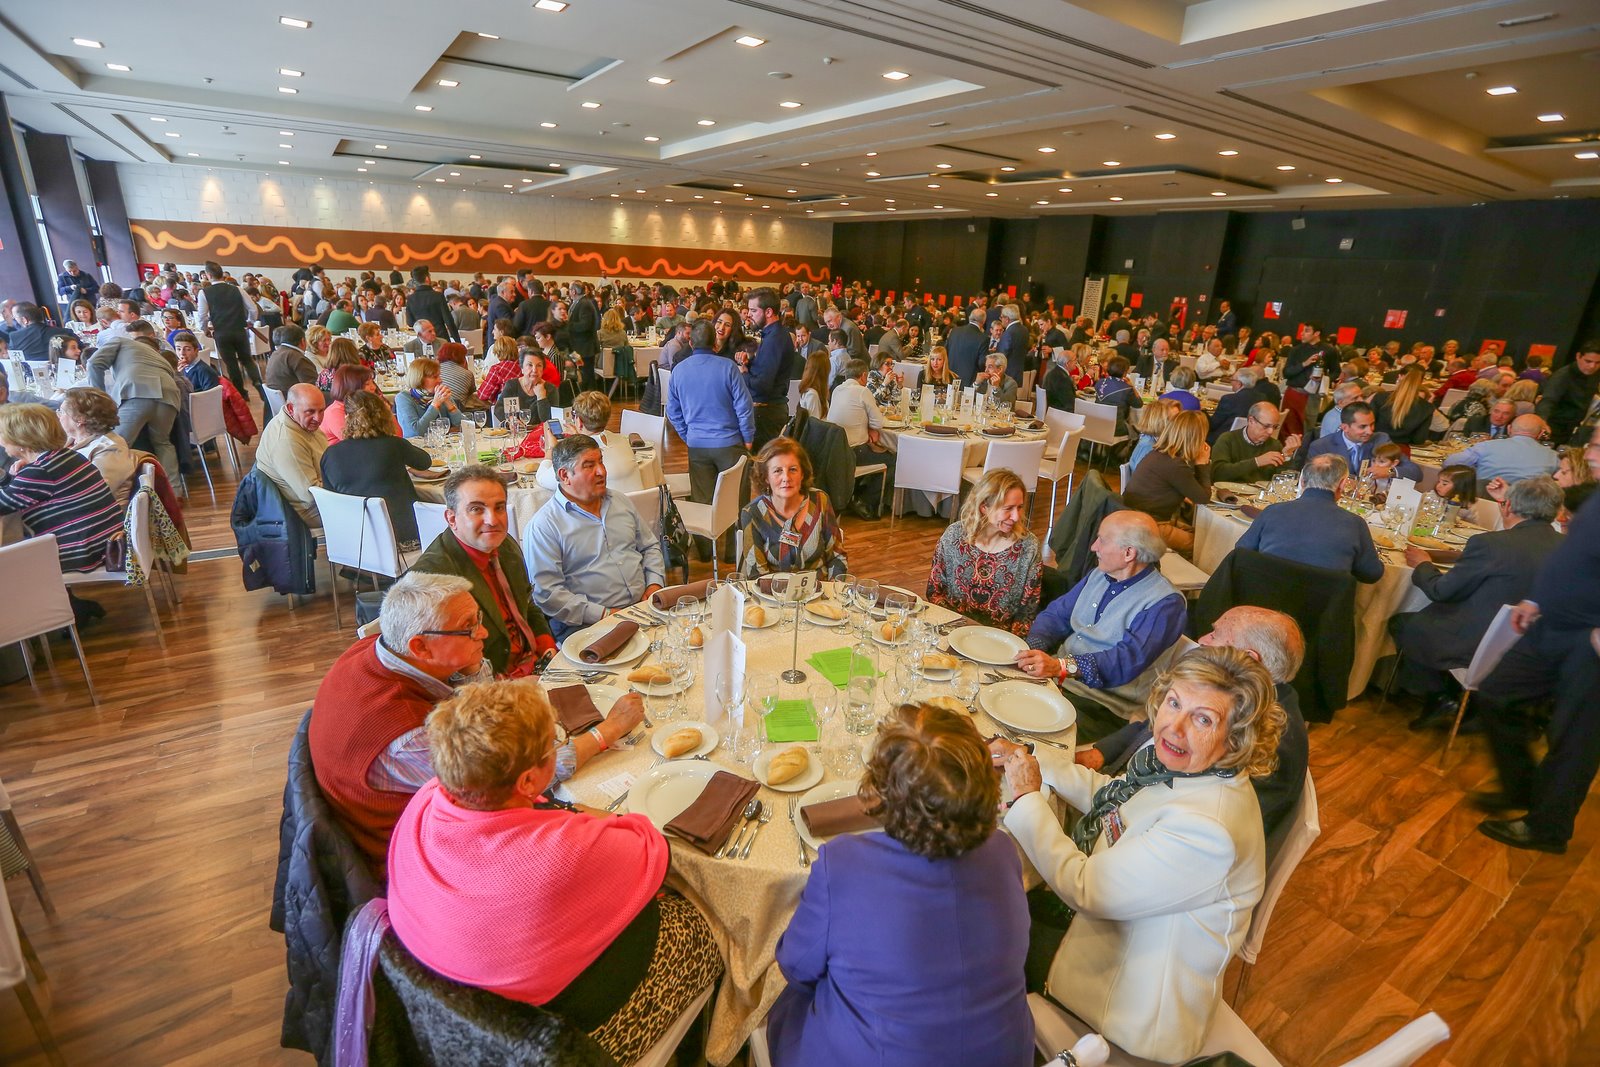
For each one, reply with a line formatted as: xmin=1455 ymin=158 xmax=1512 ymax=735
xmin=703 ymin=629 xmax=746 ymax=723
xmin=708 ymin=581 xmax=744 ymax=642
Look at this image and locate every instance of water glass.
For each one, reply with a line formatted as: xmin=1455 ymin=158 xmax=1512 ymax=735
xmin=953 ymin=664 xmax=981 ymax=709
xmin=844 ymin=676 xmax=877 ymax=736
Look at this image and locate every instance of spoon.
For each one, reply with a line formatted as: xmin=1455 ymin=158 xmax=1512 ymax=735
xmin=739 ymin=801 xmax=773 ymax=860
xmin=717 ymin=798 xmax=761 ymax=859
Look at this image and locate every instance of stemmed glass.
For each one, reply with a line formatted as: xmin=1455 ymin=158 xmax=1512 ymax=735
xmin=952 ymin=663 xmax=982 ymax=710
xmin=883 ymin=593 xmax=913 ymax=639
xmin=670 ymin=597 xmax=701 ymax=649
xmin=851 ymin=578 xmax=880 ymax=639
xmin=653 ymin=645 xmax=688 ymax=724
xmin=665 ymin=647 xmax=694 ymax=722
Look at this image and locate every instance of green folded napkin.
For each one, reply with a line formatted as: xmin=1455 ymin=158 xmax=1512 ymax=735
xmin=807 ymin=647 xmax=882 ymax=688
xmin=765 ymin=699 xmax=820 ymax=742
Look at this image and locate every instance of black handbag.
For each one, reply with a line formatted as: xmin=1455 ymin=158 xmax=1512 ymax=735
xmin=656 ymin=483 xmax=692 ymax=584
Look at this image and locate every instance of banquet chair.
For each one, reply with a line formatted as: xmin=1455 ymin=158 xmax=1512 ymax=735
xmin=962 ymin=439 xmax=1047 ymax=515
xmin=626 ymin=486 xmax=663 ymax=538
xmin=787 ymin=378 xmax=802 ymax=415
xmin=675 ymin=455 xmax=747 ymax=579
xmin=1158 ymin=552 xmax=1211 ymax=596
xmin=1118 ymin=461 xmax=1132 ymax=492
xmin=1230 ymin=416 xmax=1248 ymax=433
xmin=1029 ymin=992 xmax=1282 ymax=1067
xmin=413 ymin=502 xmax=449 ymax=551
xmin=0 ymin=535 xmax=97 ymax=704
xmin=598 ymin=346 xmax=618 ymax=395
xmin=1075 ymin=400 xmax=1126 ymax=469
xmin=1333 ymin=1012 xmax=1450 ymax=1067
xmin=461 ymin=327 xmax=484 ymax=355
xmin=187 ymin=385 xmax=237 ymax=505
xmin=1 ymin=878 xmax=64 ymax=1067
xmin=1033 ymin=384 xmax=1048 ymax=421
xmin=1439 ymin=388 xmax=1468 ymax=413
xmin=889 ymin=435 xmax=966 ymax=533
xmin=1436 ymin=604 xmax=1522 ymax=768
xmin=1232 ymin=771 xmax=1320 ymax=1002
xmin=61 ymin=488 xmax=168 ymax=651
xmin=894 ymin=360 xmax=924 ymax=391
xmin=1 ymin=775 xmax=57 ymax=917
xmin=1039 ymin=426 xmax=1084 ymax=545
xmin=309 ymin=488 xmax=417 ymax=631
xmin=1205 ymin=383 xmax=1232 ymax=403
xmin=263 ymin=385 xmax=287 ymax=419
xmin=620 ymin=409 xmax=667 ymax=451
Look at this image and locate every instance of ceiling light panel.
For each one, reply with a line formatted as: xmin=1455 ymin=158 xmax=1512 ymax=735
xmin=736 ymin=35 xmax=765 ymax=47
xmin=279 ymin=16 xmax=311 ymax=28
xmin=535 ymin=0 xmax=568 ymax=10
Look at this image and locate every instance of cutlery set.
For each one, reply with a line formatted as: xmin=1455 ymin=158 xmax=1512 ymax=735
xmin=716 ymin=799 xmax=772 ymax=860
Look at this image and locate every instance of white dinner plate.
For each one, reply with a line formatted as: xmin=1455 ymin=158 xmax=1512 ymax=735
xmin=753 ymin=747 xmax=825 ymax=792
xmin=796 ymin=779 xmax=869 ymax=851
xmin=947 ymin=626 xmax=1028 ymax=666
xmin=561 ymin=621 xmax=650 ymax=668
xmin=1214 ymin=481 xmax=1259 ymax=498
xmin=980 ymin=680 xmax=1076 ymax=735
xmin=804 ymin=600 xmax=849 ymax=626
xmin=741 ymin=605 xmax=783 ymax=630
xmin=627 ymin=760 xmax=724 ymax=829
xmin=650 ymin=720 xmax=719 ymax=759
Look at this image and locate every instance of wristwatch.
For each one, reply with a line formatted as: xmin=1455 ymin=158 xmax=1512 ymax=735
xmin=1057 ymin=655 xmax=1080 ymax=683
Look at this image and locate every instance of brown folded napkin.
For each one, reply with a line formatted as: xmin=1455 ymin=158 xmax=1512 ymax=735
xmin=548 ymin=684 xmax=604 ymax=736
xmin=801 ymin=795 xmax=881 ymax=838
xmin=579 ymin=620 xmax=639 ymax=663
xmin=1021 ymin=419 xmax=1045 ymax=431
xmin=1240 ymin=504 xmax=1264 ymax=520
xmin=665 ymin=771 xmax=761 ymax=854
xmin=980 ymin=425 xmax=1016 ymax=437
xmin=1424 ymin=548 xmax=1462 ymax=565
xmin=651 ymin=579 xmax=710 ymax=612
xmin=629 ymin=432 xmax=648 ymax=449
xmin=921 ymin=423 xmax=962 ymax=435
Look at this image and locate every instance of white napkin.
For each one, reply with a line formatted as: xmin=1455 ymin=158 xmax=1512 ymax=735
xmin=708 ymin=581 xmax=744 ymax=642
xmin=703 ymin=629 xmax=746 ymax=724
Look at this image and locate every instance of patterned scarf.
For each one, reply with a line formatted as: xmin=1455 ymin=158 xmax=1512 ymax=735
xmin=1070 ymin=744 xmax=1236 ymax=856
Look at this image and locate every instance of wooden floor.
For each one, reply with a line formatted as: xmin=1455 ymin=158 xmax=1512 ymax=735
xmin=2 ymin=400 xmax=1597 ymax=1067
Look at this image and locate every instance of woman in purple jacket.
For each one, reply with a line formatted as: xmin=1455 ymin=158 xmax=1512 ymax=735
xmin=766 ymin=702 xmax=1033 ymax=1067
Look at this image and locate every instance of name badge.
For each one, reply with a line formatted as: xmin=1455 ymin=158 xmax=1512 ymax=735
xmin=1104 ymin=807 xmax=1127 ymax=847
xmin=779 ymin=528 xmax=803 ymax=549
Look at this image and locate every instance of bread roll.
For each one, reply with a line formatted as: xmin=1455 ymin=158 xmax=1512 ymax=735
xmin=807 ymin=600 xmax=844 ymax=620
xmin=925 ymin=695 xmax=969 ymax=715
xmin=628 ymin=664 xmax=673 ymax=685
xmin=743 ymin=604 xmax=766 ymax=627
xmin=663 ymin=727 xmax=702 ymax=758
xmin=688 ymin=625 xmax=704 ymax=648
xmin=921 ymin=652 xmax=959 ymax=671
xmin=766 ymin=747 xmax=810 ymax=785
xmin=879 ymin=620 xmax=906 ymax=641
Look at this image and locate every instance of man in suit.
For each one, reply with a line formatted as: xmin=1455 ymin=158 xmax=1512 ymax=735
xmin=1474 ymin=426 xmax=1600 ymax=854
xmin=1112 ymin=329 xmax=1140 ymax=367
xmin=945 ymin=309 xmax=987 ymax=386
xmin=564 ymin=282 xmax=600 ymax=389
xmin=485 ymin=279 xmax=518 ymax=336
xmin=512 ymin=282 xmax=551 ymax=337
xmin=1392 ymin=476 xmax=1565 ymax=729
xmin=86 ymin=320 xmax=185 ymax=479
xmin=405 ymin=267 xmax=459 ymax=344
xmin=792 ymin=284 xmax=819 ymax=332
xmin=791 ymin=322 xmax=826 ymax=376
xmin=904 ymin=293 xmax=931 ymax=333
xmin=401 ymin=319 xmax=441 ymax=362
xmin=1214 ymin=299 xmax=1238 ymax=336
xmin=1238 ymin=453 xmax=1385 ymax=582
xmin=57 ymin=258 xmax=100 ymax=305
xmin=876 ymin=319 xmax=906 ymax=361
xmin=1041 ymin=345 xmax=1078 ymax=414
xmin=1209 ymin=367 xmax=1275 ymax=443
xmin=821 ymin=305 xmax=866 ymax=362
xmin=264 ymin=323 xmax=318 ymax=394
xmin=1305 ymin=401 xmax=1422 ymax=481
xmin=996 ymin=305 xmax=1029 ymax=382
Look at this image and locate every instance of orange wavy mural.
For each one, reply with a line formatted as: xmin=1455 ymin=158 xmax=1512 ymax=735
xmin=129 ymin=220 xmax=831 ymax=282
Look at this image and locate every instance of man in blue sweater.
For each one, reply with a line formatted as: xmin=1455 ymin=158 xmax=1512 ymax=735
xmin=665 ymin=319 xmax=754 ymax=508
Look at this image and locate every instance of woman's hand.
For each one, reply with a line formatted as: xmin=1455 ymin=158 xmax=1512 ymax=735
xmin=1075 ymin=747 xmax=1105 ymax=771
xmin=1014 ymin=648 xmax=1060 ymax=679
xmin=1196 ymin=442 xmax=1212 ymax=466
xmin=1003 ymin=750 xmax=1042 ymax=798
xmin=601 ymin=693 xmax=646 ymax=741
xmin=432 ymin=383 xmax=453 ymax=408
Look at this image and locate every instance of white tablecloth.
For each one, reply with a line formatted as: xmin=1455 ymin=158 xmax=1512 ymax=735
xmin=1193 ymin=506 xmax=1438 ymax=699
xmin=557 ymin=596 xmax=1074 ymax=1063
xmin=410 ymin=446 xmax=662 ymax=527
xmin=878 ymin=423 xmax=1051 ymax=517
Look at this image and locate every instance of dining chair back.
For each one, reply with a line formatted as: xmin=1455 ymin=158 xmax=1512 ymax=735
xmin=787 ymin=378 xmax=802 ymax=415
xmin=1044 ymin=408 xmax=1086 ymax=445
xmin=0 ymin=776 xmax=55 ymax=917
xmin=982 ymin=439 xmax=1048 ymax=492
xmin=0 ymin=535 xmax=96 ymax=704
xmin=0 ymin=877 xmax=63 ymax=1067
xmin=264 ymin=385 xmax=287 ymax=419
xmin=1438 ymin=604 xmax=1522 ymax=766
xmin=1205 ymin=383 xmax=1232 ymax=403
xmin=61 ymin=488 xmax=166 ymax=650
xmin=1039 ymin=426 xmax=1084 ymax=545
xmin=1235 ymin=771 xmax=1320 ymax=1000
xmin=187 ymin=385 xmax=236 ymax=504
xmin=1230 ymin=416 xmax=1248 ymax=433
xmin=894 ymin=361 xmax=924 ymax=391
xmin=412 ymin=502 xmax=449 ymax=552
xmin=656 ymin=366 xmax=673 ymax=421
xmin=460 ymin=327 xmax=484 ymax=355
xmin=308 ymin=487 xmax=412 ymax=630
xmin=1076 ymin=400 xmax=1126 ymax=455
xmin=1118 ymin=461 xmax=1132 ymax=491
xmin=1439 ymin=387 xmax=1468 ymax=412
xmin=889 ymin=435 xmax=966 ymax=532
xmin=1333 ymin=1013 xmax=1450 ymax=1067
xmin=620 ymin=409 xmax=667 ymax=451
xmin=625 ymin=486 xmax=663 ymax=537
xmin=673 ymin=455 xmax=748 ymax=579
xmin=1034 ymin=385 xmax=1048 ymax=420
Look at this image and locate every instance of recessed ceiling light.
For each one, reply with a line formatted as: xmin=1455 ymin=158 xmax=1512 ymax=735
xmin=732 ymin=182 xmax=744 ymax=187
xmin=504 ymin=184 xmax=514 ymax=188
xmin=1276 ymin=164 xmax=1295 ymax=171
xmin=936 ymin=162 xmax=952 ymax=169
xmin=278 ymin=16 xmax=311 ymax=29
xmin=694 ymin=194 xmax=704 ymax=199
xmin=1485 ymin=85 xmax=1517 ymax=95
xmin=1036 ymin=200 xmax=1049 ymax=206
xmin=477 ymin=32 xmax=499 ymax=39
xmin=886 ymin=207 xmax=895 ymax=211
xmin=635 ymin=188 xmax=646 ymax=193
xmin=1102 ymin=160 xmax=1120 ymax=167
xmin=186 ymin=151 xmax=199 ymax=157
xmin=644 ymin=135 xmax=659 ymax=141
xmin=448 ymin=171 xmax=460 ymax=177
xmin=698 ymin=119 xmax=716 ymax=126
xmin=548 ymin=162 xmax=561 ymax=168
xmin=357 ymin=167 xmax=368 ymax=172
xmin=648 ymin=76 xmax=672 ymax=85
xmin=1538 ymin=113 xmax=1565 ymax=122
xmin=866 ymin=152 xmax=877 ymax=157
xmin=927 ymin=183 xmax=940 ymax=189
xmin=107 ymin=63 xmax=131 ymax=71
xmin=665 ymin=198 xmax=674 ymax=202
xmin=374 ymin=144 xmax=387 ymax=149
xmin=865 ymin=171 xmax=881 ymax=177
xmin=278 ymin=160 xmax=290 ymax=165
xmin=469 ymin=154 xmax=481 ymax=159
xmin=1058 ymin=187 xmax=1072 ymax=193
xmin=438 ymin=79 xmax=459 ymax=88
xmin=1577 ymin=151 xmax=1599 ymax=159
xmin=279 ymin=143 xmax=292 ymax=149
xmin=1038 ymin=147 xmax=1057 ymax=154
xmin=762 ymin=204 xmax=770 ymax=208
xmin=435 ymin=177 xmax=445 ymax=182
xmin=839 ymin=203 xmax=849 ymax=207
xmin=164 ymin=131 xmax=180 ymax=138
xmin=1109 ymin=196 xmax=1123 ymax=201
xmin=736 ymin=35 xmax=766 ymax=47
xmin=279 ymin=130 xmax=294 ymax=136
xmin=541 ymin=122 xmax=558 ymax=128
xmin=280 ymin=68 xmax=302 ymax=77
xmin=535 ymin=0 xmax=568 ymax=10
xmin=278 ymin=85 xmax=297 ymax=93
xmin=1000 ymin=166 xmax=1015 ymax=172
xmin=1325 ymin=177 xmax=1343 ymax=183
xmin=806 ymin=209 xmax=814 ymax=213
xmin=744 ymin=196 xmax=754 ymax=201
xmin=935 ymin=205 xmax=944 ymax=209
xmin=799 ymin=161 xmax=809 ymax=166
xmin=1154 ymin=132 xmax=1176 ymax=140
xmin=779 ymin=101 xmax=802 ymax=108
xmin=415 ymin=104 xmax=432 ymax=111
xmin=581 ymin=101 xmax=601 ymax=109
xmin=986 ymin=192 xmax=999 ymax=197
xmin=713 ymin=200 xmax=721 ymax=204
xmin=149 ymin=116 xmax=167 ymax=123
xmin=1211 ymin=191 xmax=1228 ymax=196
xmin=1218 ymin=149 xmax=1238 ymax=156
xmin=72 ymin=38 xmax=103 ymax=48
xmin=786 ymin=188 xmax=797 ymax=193
xmin=610 ymin=193 xmax=620 ymax=197
xmin=882 ymin=70 xmax=909 ymax=80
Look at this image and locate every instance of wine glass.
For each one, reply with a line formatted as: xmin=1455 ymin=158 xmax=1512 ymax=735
xmin=852 ymin=579 xmax=880 ymax=638
xmin=884 ymin=593 xmax=913 ymax=636
xmin=653 ymin=646 xmax=687 ymax=724
xmin=952 ymin=663 xmax=981 ymax=710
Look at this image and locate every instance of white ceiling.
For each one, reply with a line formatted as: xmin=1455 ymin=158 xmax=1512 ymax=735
xmin=0 ymin=0 xmax=1595 ymax=220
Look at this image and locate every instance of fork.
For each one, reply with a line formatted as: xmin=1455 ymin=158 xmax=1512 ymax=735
xmin=788 ymin=796 xmax=810 ymax=867
xmin=739 ymin=802 xmax=774 ymax=860
xmin=604 ymin=755 xmax=666 ymax=811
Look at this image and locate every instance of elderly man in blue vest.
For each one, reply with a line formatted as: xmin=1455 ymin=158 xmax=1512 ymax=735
xmin=1018 ymin=510 xmax=1188 ymax=738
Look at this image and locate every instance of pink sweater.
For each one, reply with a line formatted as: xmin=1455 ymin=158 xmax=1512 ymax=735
xmin=387 ymin=780 xmax=668 ymax=1005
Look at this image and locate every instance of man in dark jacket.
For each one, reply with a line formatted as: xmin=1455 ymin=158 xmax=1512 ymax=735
xmin=1239 ymin=454 xmax=1384 ymax=582
xmin=1393 ymin=476 xmax=1565 ymax=729
xmin=405 ymin=267 xmax=459 ymax=344
xmin=1283 ymin=324 xmax=1335 ymax=390
xmin=565 ymin=281 xmax=601 ymax=388
xmin=1209 ymin=367 xmax=1278 ymax=443
xmin=511 ymin=282 xmax=550 ymax=337
xmin=1535 ymin=342 xmax=1600 ymax=445
xmin=56 ymin=259 xmax=100 ymax=305
xmin=945 ymin=310 xmax=988 ymax=386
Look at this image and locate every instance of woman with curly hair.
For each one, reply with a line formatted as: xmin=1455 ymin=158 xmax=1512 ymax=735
xmin=766 ymin=702 xmax=1032 ymax=1067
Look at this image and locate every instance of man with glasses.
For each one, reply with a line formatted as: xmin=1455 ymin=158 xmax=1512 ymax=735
xmin=1208 ymin=367 xmax=1276 ymax=443
xmin=1209 ymin=403 xmax=1302 ymax=483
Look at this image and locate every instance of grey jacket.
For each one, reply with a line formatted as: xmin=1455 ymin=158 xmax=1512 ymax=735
xmin=87 ymin=336 xmax=181 ymax=410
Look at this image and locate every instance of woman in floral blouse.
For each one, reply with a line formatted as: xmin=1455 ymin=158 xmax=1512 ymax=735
xmin=925 ymin=469 xmax=1042 ymax=635
xmin=738 ymin=437 xmax=848 ymax=579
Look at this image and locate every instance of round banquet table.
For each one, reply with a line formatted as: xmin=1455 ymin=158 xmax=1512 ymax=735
xmin=407 ymin=437 xmax=663 ymax=523
xmin=1192 ymin=501 xmax=1480 ymax=699
xmin=878 ymin=419 xmax=1052 ymax=517
xmin=552 ymin=591 xmax=1075 ymax=1064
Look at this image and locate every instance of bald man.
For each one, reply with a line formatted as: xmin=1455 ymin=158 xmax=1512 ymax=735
xmin=256 ymin=382 xmax=328 ymax=526
xmin=1444 ymin=413 xmax=1559 ymax=487
xmin=1210 ymin=401 xmax=1301 ymax=483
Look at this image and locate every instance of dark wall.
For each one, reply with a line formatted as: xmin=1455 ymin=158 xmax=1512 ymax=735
xmin=831 ymin=198 xmax=1600 ymax=363
xmin=0 ymin=97 xmax=53 ymax=307
xmin=24 ymin=131 xmax=97 ymax=300
xmin=829 ymin=217 xmax=990 ymax=301
xmin=84 ymin=160 xmax=139 ymax=287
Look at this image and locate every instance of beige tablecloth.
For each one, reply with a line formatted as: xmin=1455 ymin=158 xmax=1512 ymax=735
xmin=879 ymin=423 xmax=1051 ymax=517
xmin=1193 ymin=505 xmax=1438 ymax=699
xmin=557 ymin=594 xmax=1075 ymax=1064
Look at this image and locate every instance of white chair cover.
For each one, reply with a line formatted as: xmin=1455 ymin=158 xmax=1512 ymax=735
xmin=620 ymin=409 xmax=667 ymax=451
xmin=1334 ymin=1013 xmax=1450 ymax=1067
xmin=1077 ymin=399 xmax=1126 ymax=447
xmin=412 ymin=502 xmax=449 ymax=551
xmin=1238 ymin=772 xmax=1320 ymax=967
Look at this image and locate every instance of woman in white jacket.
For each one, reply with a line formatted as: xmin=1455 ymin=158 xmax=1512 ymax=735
xmin=992 ymin=646 xmax=1286 ymax=1064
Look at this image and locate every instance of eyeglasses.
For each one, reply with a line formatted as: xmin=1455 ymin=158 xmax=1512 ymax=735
xmin=421 ymin=609 xmax=485 ymax=638
xmin=1249 ymin=415 xmax=1281 ymax=431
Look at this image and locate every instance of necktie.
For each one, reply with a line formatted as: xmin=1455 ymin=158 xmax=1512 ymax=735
xmin=488 ymin=555 xmax=540 ymax=664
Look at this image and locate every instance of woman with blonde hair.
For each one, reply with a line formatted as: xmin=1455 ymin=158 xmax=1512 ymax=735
xmin=797 ymin=348 xmax=832 ymax=419
xmin=1122 ymin=408 xmax=1212 ymax=555
xmin=0 ymin=403 xmax=123 ymax=577
xmin=304 ymin=324 xmax=333 ymax=369
xmin=1371 ymin=365 xmax=1434 ymax=444
xmin=1504 ymin=377 xmax=1538 ymax=416
xmin=1128 ymin=397 xmax=1181 ymax=472
xmin=992 ymin=645 xmax=1284 ymax=1063
xmin=597 ymin=306 xmax=628 ymax=351
xmin=387 ymin=680 xmax=722 ymax=1062
xmin=926 ymin=468 xmax=1042 ymax=635
xmin=395 ymin=357 xmax=463 ymax=437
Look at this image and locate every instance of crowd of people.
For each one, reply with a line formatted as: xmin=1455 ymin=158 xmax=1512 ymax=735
xmin=8 ymin=260 xmax=1600 ymax=1064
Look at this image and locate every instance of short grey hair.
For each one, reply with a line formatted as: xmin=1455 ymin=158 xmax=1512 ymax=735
xmin=985 ymin=352 xmax=1007 ymax=370
xmin=1233 ymin=367 xmax=1259 ymax=388
xmin=1505 ymin=476 xmax=1562 ymax=523
xmin=1168 ymin=366 xmax=1197 ymax=391
xmin=550 ymin=432 xmax=600 ymax=478
xmin=1115 ymin=330 xmax=1130 ymax=343
xmin=1218 ymin=606 xmax=1305 ymax=684
xmin=1103 ymin=511 xmax=1165 ymax=566
xmin=1001 ymin=304 xmax=1020 ymax=323
xmin=1302 ymin=452 xmax=1348 ymax=491
xmin=1333 ymin=382 xmax=1365 ymax=407
xmin=380 ymin=571 xmax=473 ymax=651
xmin=62 ymin=259 xmax=77 ymax=269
